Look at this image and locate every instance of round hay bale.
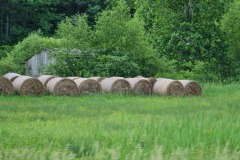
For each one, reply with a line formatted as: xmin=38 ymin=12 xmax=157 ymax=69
xmin=0 ymin=77 xmax=14 ymax=95
xmin=38 ymin=75 xmax=57 ymax=87
xmin=46 ymin=77 xmax=79 ymax=96
xmin=100 ymin=77 xmax=131 ymax=94
xmin=74 ymin=78 xmax=102 ymax=94
xmin=146 ymin=77 xmax=157 ymax=87
xmin=126 ymin=78 xmax=152 ymax=95
xmin=179 ymin=80 xmax=202 ymax=96
xmin=153 ymin=79 xmax=184 ymax=96
xmin=134 ymin=76 xmax=157 ymax=87
xmin=67 ymin=77 xmax=81 ymax=81
xmin=13 ymin=76 xmax=45 ymax=96
xmin=157 ymin=78 xmax=172 ymax=80
xmin=90 ymin=77 xmax=105 ymax=82
xmin=3 ymin=73 xmax=21 ymax=82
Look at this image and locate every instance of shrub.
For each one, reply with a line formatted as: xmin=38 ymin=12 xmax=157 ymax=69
xmin=155 ymin=58 xmax=220 ymax=82
xmin=93 ymin=55 xmax=140 ymax=77
xmin=9 ymin=32 xmax=67 ymax=74
xmin=0 ymin=45 xmax=13 ymax=59
xmin=0 ymin=56 xmax=19 ymax=75
xmin=45 ymin=49 xmax=141 ymax=77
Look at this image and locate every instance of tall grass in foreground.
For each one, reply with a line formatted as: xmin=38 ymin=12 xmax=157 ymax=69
xmin=1 ymin=143 xmax=240 ymax=160
xmin=0 ymin=83 xmax=240 ymax=159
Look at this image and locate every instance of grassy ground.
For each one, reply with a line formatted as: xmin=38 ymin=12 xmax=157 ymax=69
xmin=0 ymin=83 xmax=240 ymax=159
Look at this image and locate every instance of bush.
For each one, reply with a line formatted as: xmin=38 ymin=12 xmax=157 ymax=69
xmin=94 ymin=55 xmax=141 ymax=77
xmin=45 ymin=49 xmax=94 ymax=77
xmin=155 ymin=58 xmax=220 ymax=82
xmin=0 ymin=56 xmax=19 ymax=75
xmin=45 ymin=49 xmax=141 ymax=77
xmin=0 ymin=45 xmax=13 ymax=59
xmin=8 ymin=32 xmax=67 ymax=74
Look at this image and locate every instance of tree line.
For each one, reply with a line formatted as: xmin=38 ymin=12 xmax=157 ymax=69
xmin=0 ymin=0 xmax=239 ymax=82
xmin=0 ymin=0 xmax=110 ymax=45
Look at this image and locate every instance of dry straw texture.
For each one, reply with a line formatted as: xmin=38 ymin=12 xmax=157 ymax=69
xmin=153 ymin=78 xmax=184 ymax=96
xmin=13 ymin=76 xmax=45 ymax=96
xmin=38 ymin=75 xmax=57 ymax=87
xmin=0 ymin=77 xmax=15 ymax=95
xmin=100 ymin=77 xmax=131 ymax=94
xmin=147 ymin=77 xmax=157 ymax=87
xmin=46 ymin=77 xmax=79 ymax=96
xmin=74 ymin=78 xmax=102 ymax=94
xmin=3 ymin=73 xmax=21 ymax=82
xmin=126 ymin=78 xmax=152 ymax=95
xmin=90 ymin=77 xmax=105 ymax=83
xmin=179 ymin=80 xmax=202 ymax=96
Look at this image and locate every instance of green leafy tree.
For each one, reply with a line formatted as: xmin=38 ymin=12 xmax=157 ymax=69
xmin=46 ymin=0 xmax=160 ymax=77
xmin=94 ymin=0 xmax=158 ymax=76
xmin=0 ymin=0 xmax=65 ymax=45
xmin=56 ymin=14 xmax=93 ymax=49
xmin=222 ymin=0 xmax=240 ymax=80
xmin=0 ymin=0 xmax=111 ymax=46
xmin=135 ymin=0 xmax=232 ymax=81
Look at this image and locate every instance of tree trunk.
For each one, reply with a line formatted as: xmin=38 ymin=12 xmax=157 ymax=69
xmin=6 ymin=13 xmax=9 ymax=38
xmin=185 ymin=0 xmax=192 ymax=23
xmin=0 ymin=0 xmax=10 ymax=42
xmin=0 ymin=1 xmax=4 ymax=38
xmin=0 ymin=13 xmax=2 ymax=38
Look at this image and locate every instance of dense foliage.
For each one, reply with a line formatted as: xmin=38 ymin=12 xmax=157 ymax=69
xmin=45 ymin=1 xmax=159 ymax=77
xmin=0 ymin=32 xmax=67 ymax=75
xmin=135 ymin=0 xmax=235 ymax=81
xmin=0 ymin=0 xmax=110 ymax=45
xmin=0 ymin=0 xmax=239 ymax=81
xmin=221 ymin=0 xmax=240 ymax=80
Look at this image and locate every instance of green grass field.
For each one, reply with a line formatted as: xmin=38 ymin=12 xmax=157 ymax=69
xmin=0 ymin=83 xmax=240 ymax=160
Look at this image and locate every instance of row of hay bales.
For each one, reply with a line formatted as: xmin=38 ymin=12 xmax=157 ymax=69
xmin=0 ymin=73 xmax=202 ymax=96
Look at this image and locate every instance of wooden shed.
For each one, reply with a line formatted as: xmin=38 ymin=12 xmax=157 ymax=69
xmin=25 ymin=51 xmax=51 ymax=77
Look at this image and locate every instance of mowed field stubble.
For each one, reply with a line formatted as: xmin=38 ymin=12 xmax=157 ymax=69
xmin=0 ymin=83 xmax=240 ymax=160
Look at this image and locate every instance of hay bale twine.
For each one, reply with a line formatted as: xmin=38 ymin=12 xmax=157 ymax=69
xmin=13 ymin=76 xmax=45 ymax=96
xmin=67 ymin=77 xmax=81 ymax=81
xmin=0 ymin=77 xmax=14 ymax=95
xmin=126 ymin=78 xmax=152 ymax=95
xmin=153 ymin=79 xmax=184 ymax=96
xmin=100 ymin=77 xmax=131 ymax=94
xmin=90 ymin=77 xmax=105 ymax=82
xmin=179 ymin=80 xmax=202 ymax=96
xmin=3 ymin=73 xmax=21 ymax=82
xmin=74 ymin=78 xmax=102 ymax=94
xmin=46 ymin=77 xmax=79 ymax=96
xmin=38 ymin=75 xmax=57 ymax=87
